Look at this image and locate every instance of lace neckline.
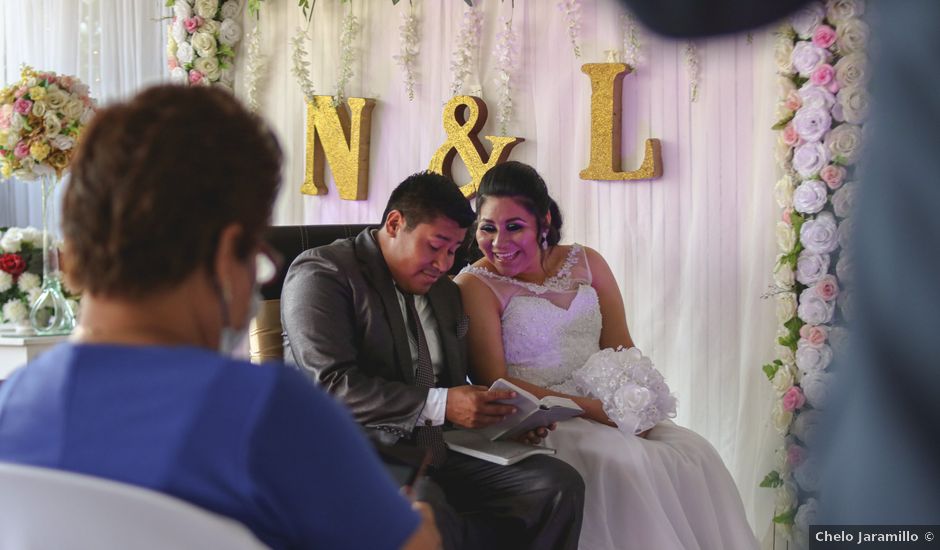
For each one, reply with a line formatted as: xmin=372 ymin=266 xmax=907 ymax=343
xmin=461 ymin=244 xmax=583 ymax=295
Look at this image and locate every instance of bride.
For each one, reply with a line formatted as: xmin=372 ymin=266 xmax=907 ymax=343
xmin=455 ymin=161 xmax=757 ymax=550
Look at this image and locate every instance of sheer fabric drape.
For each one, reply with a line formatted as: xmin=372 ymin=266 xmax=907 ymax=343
xmin=1 ymin=0 xmax=783 ymax=539
xmin=0 ymin=0 xmax=167 ymax=229
xmin=248 ymin=1 xmax=782 ymax=538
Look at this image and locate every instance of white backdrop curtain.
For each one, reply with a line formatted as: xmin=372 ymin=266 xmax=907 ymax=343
xmin=246 ymin=0 xmax=783 ymax=539
xmin=0 ymin=0 xmax=168 ymax=230
xmin=0 ymin=0 xmax=785 ymax=541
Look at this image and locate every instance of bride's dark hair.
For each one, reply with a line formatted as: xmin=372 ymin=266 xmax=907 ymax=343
xmin=476 ymin=161 xmax=563 ymax=249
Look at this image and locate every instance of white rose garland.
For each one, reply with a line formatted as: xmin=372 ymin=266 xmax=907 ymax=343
xmin=763 ymin=4 xmax=868 ymax=536
xmin=165 ymin=0 xmax=242 ymax=88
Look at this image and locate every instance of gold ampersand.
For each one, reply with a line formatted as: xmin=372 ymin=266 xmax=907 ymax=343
xmin=429 ymin=96 xmax=524 ymax=198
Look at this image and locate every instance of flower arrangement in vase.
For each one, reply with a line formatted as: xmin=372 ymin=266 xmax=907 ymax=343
xmin=0 ymin=66 xmax=95 ymax=334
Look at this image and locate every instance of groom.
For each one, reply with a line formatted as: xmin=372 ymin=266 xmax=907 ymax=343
xmin=281 ymin=171 xmax=584 ymax=550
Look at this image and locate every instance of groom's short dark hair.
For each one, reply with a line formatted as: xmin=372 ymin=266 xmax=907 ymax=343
xmin=381 ymin=171 xmax=475 ymax=229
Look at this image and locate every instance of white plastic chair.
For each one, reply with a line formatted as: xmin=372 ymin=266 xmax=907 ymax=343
xmin=0 ymin=461 xmax=268 ymax=550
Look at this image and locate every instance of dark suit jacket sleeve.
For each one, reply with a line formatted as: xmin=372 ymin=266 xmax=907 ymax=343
xmin=281 ymin=248 xmax=428 ymax=435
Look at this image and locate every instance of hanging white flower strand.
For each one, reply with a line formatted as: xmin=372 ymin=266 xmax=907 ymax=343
xmin=334 ymin=2 xmax=361 ymax=106
xmin=493 ymin=17 xmax=518 ymax=134
xmin=290 ymin=25 xmax=316 ymax=101
xmin=684 ymin=40 xmax=700 ymax=102
xmin=450 ymin=3 xmax=483 ymax=97
xmin=622 ymin=12 xmax=642 ymax=68
xmin=557 ymin=0 xmax=582 ymax=58
xmin=244 ymin=24 xmax=267 ymax=111
xmin=394 ymin=2 xmax=420 ymax=101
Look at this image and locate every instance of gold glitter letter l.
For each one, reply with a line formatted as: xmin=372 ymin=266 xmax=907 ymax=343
xmin=580 ymin=63 xmax=662 ymax=181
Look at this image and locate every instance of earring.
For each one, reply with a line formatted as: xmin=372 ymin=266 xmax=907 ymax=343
xmin=541 ymin=231 xmax=549 ymax=250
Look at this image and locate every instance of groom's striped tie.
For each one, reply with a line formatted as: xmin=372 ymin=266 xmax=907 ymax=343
xmin=402 ymin=293 xmax=448 ymax=467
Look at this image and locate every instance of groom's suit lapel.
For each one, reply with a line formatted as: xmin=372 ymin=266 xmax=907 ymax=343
xmin=354 ymin=229 xmax=416 ymax=386
xmin=427 ymin=282 xmax=464 ymax=389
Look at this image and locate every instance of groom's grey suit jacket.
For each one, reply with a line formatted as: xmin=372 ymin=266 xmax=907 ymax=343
xmin=281 ymin=228 xmax=469 ymax=445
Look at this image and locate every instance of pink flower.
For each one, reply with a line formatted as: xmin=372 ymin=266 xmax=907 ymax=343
xmin=782 ymin=123 xmax=802 ymax=146
xmin=815 ymin=274 xmax=840 ymax=301
xmin=826 ymin=80 xmax=841 ymax=94
xmin=782 ymin=208 xmax=793 ymax=225
xmin=806 ymin=325 xmax=829 ymax=346
xmin=810 ymin=64 xmax=835 ymax=87
xmin=58 ymin=75 xmax=73 ymax=89
xmin=812 ymin=25 xmax=837 ymax=49
xmin=188 ymin=70 xmax=205 ymax=85
xmin=13 ymin=140 xmax=30 ymax=159
xmin=820 ymin=165 xmax=846 ymax=189
xmin=784 ymin=90 xmax=803 ymax=112
xmin=787 ymin=444 xmax=807 ymax=467
xmin=183 ymin=16 xmax=203 ymax=33
xmin=13 ymin=98 xmax=32 ymax=115
xmin=0 ymin=104 xmax=12 ymax=129
xmin=783 ymin=386 xmax=806 ymax=412
xmin=13 ymin=86 xmax=27 ymax=99
xmin=168 ymin=57 xmax=179 ymax=70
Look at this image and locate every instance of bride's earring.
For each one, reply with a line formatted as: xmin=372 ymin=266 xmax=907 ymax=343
xmin=541 ymin=231 xmax=549 ymax=250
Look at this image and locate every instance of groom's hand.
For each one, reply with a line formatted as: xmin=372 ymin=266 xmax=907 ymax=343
xmin=445 ymin=385 xmax=517 ymax=429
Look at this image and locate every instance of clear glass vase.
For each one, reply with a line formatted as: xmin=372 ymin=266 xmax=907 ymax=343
xmin=29 ymin=174 xmax=76 ymax=335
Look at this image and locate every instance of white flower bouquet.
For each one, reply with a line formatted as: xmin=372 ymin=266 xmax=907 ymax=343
xmin=0 ymin=67 xmax=95 ymax=180
xmin=572 ymin=347 xmax=677 ymax=435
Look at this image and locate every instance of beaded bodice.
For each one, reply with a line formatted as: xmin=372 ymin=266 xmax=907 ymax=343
xmin=459 ymin=244 xmax=603 ymax=388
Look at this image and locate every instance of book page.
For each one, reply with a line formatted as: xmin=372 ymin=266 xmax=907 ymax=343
xmin=497 ymin=403 xmax=584 ymax=441
xmin=476 ymin=379 xmax=583 ymax=440
xmin=475 ymin=379 xmax=540 ymax=440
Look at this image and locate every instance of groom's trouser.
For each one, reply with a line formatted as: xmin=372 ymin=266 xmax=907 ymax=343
xmin=415 ymin=451 xmax=585 ymax=550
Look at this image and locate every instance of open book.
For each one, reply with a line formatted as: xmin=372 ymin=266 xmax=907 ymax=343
xmin=444 ymin=379 xmax=583 ymax=465
xmin=476 ymin=378 xmax=584 ymax=440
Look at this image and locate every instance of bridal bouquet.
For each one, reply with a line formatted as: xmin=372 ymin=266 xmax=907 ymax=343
xmin=573 ymin=347 xmax=677 ymax=435
xmin=0 ymin=66 xmax=95 ymax=180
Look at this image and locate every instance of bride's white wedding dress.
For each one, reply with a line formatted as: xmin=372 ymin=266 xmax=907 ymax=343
xmin=460 ymin=245 xmax=757 ymax=550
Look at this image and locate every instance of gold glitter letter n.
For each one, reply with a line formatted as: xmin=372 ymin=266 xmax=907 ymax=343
xmin=579 ymin=63 xmax=662 ymax=181
xmin=302 ymin=96 xmax=376 ymax=200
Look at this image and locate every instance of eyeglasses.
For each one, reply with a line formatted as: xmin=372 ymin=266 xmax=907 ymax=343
xmin=255 ymin=242 xmax=282 ymax=286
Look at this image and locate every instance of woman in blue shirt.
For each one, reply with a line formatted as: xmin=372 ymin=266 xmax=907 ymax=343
xmin=0 ymin=85 xmax=438 ymax=550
